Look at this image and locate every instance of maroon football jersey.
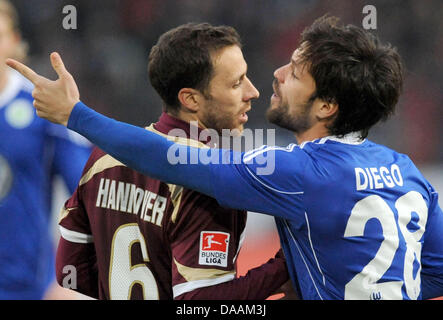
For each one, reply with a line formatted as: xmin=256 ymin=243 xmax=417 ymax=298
xmin=58 ymin=113 xmax=247 ymax=299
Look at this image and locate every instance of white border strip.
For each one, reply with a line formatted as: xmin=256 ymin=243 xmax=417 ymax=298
xmin=243 ymin=144 xmax=297 ymax=163
xmin=173 ymin=273 xmax=235 ymax=298
xmin=59 ymin=225 xmax=94 ymax=244
xmin=245 ymin=166 xmax=304 ymax=195
xmin=304 ymin=212 xmax=326 ymax=286
xmin=284 ymin=219 xmax=324 ymax=300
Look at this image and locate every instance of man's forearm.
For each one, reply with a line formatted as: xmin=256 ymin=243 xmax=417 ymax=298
xmin=176 ymin=253 xmax=289 ymax=300
xmin=68 ymin=101 xmax=216 ymax=197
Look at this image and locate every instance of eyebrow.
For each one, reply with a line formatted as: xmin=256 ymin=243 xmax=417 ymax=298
xmin=291 ymin=58 xmax=299 ymax=68
xmin=291 ymin=57 xmax=308 ymax=75
xmin=290 ymin=59 xmax=299 ymax=74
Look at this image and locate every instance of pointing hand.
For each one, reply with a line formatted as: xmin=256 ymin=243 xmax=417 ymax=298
xmin=6 ymin=52 xmax=80 ymax=126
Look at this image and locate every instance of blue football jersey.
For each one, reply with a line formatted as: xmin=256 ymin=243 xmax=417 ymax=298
xmin=65 ymin=102 xmax=443 ymax=300
xmin=0 ymin=70 xmax=91 ymax=299
xmin=210 ymin=133 xmax=443 ymax=300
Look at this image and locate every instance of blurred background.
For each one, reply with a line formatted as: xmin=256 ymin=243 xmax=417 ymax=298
xmin=11 ymin=0 xmax=442 ymax=298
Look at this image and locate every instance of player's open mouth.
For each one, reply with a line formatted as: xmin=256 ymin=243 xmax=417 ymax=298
xmin=271 ymin=92 xmax=281 ymax=104
xmin=272 ymin=81 xmax=281 ymax=98
xmin=239 ymin=109 xmax=250 ymax=123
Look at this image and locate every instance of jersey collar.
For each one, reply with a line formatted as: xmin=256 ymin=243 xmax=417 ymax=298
xmin=300 ymin=132 xmax=365 ymax=148
xmin=317 ymin=132 xmax=365 ymax=145
xmin=150 ymin=112 xmax=215 ymax=147
xmin=0 ymin=70 xmax=22 ymax=109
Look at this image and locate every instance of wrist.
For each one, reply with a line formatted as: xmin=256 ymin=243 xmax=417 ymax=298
xmin=67 ymin=101 xmax=84 ymax=129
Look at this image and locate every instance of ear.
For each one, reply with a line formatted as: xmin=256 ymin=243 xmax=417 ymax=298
xmin=316 ymin=99 xmax=339 ymax=122
xmin=177 ymin=88 xmax=203 ymax=112
xmin=12 ymin=32 xmax=20 ymax=44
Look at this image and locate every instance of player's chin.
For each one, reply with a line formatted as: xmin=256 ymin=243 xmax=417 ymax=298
xmin=266 ymin=103 xmax=285 ymax=126
xmin=231 ymin=123 xmax=244 ymax=136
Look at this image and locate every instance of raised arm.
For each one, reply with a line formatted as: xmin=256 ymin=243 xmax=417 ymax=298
xmin=6 ymin=53 xmax=307 ymax=219
xmin=68 ymin=101 xmax=216 ymax=196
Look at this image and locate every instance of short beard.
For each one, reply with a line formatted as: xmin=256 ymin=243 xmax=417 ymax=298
xmin=200 ymin=94 xmax=241 ymax=136
xmin=266 ymin=98 xmax=315 ymax=134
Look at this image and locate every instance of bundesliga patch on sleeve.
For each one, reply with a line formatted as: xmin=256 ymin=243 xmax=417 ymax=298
xmin=199 ymin=231 xmax=230 ymax=267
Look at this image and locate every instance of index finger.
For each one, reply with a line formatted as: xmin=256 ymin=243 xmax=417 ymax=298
xmin=5 ymin=58 xmax=40 ymax=84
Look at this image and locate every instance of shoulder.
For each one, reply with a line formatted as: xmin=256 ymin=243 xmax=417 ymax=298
xmin=231 ymin=144 xmax=311 ymax=196
xmin=178 ymin=188 xmax=245 ymax=217
xmin=77 ymin=147 xmax=120 ymax=185
xmin=167 ymin=187 xmax=245 ymax=230
xmin=243 ymin=143 xmax=311 ymax=174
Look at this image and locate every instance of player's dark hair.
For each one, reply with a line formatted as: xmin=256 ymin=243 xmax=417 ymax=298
xmin=298 ymin=15 xmax=404 ymax=139
xmin=148 ymin=23 xmax=242 ymax=113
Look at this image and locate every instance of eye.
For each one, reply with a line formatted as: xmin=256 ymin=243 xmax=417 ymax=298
xmin=233 ymin=80 xmax=242 ymax=88
xmin=291 ymin=72 xmax=299 ymax=79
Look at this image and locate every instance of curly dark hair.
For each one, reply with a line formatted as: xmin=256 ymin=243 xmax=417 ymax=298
xmin=298 ymin=15 xmax=404 ymax=139
xmin=148 ymin=23 xmax=242 ymax=113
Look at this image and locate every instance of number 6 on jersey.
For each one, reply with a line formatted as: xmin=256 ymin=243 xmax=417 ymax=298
xmin=109 ymin=224 xmax=159 ymax=299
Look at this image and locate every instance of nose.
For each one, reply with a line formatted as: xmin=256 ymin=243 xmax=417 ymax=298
xmin=273 ymin=65 xmax=286 ymax=83
xmin=244 ymin=76 xmax=260 ymax=101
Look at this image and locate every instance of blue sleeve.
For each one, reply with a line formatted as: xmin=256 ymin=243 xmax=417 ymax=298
xmin=68 ymin=102 xmax=216 ymax=197
xmin=210 ymin=144 xmax=308 ymax=219
xmin=67 ymin=102 xmax=308 ymax=219
xmin=421 ymin=190 xmax=443 ymax=299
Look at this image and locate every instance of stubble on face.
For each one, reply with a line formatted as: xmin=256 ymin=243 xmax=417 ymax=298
xmin=266 ymin=79 xmax=315 ymax=134
xmin=200 ymin=94 xmax=245 ymax=135
xmin=197 ymin=45 xmax=252 ymax=136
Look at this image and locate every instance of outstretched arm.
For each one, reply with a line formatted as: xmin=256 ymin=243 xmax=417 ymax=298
xmin=68 ymin=101 xmax=217 ymax=196
xmin=6 ymin=53 xmax=306 ymax=218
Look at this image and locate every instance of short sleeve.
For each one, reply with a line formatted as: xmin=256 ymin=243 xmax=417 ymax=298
xmin=58 ymin=187 xmax=94 ymax=244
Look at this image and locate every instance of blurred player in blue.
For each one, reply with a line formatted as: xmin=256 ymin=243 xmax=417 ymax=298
xmin=8 ymin=16 xmax=443 ymax=300
xmin=0 ymin=0 xmax=91 ymax=299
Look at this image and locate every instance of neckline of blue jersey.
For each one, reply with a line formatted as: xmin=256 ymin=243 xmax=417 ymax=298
xmin=299 ymin=132 xmax=365 ymax=149
xmin=0 ymin=69 xmax=28 ymax=108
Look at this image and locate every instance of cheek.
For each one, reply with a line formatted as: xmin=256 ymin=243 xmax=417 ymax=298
xmin=281 ymin=84 xmax=297 ymax=106
xmin=0 ymin=38 xmax=17 ymax=56
xmin=286 ymin=82 xmax=311 ymax=105
xmin=214 ymin=92 xmax=242 ymax=112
